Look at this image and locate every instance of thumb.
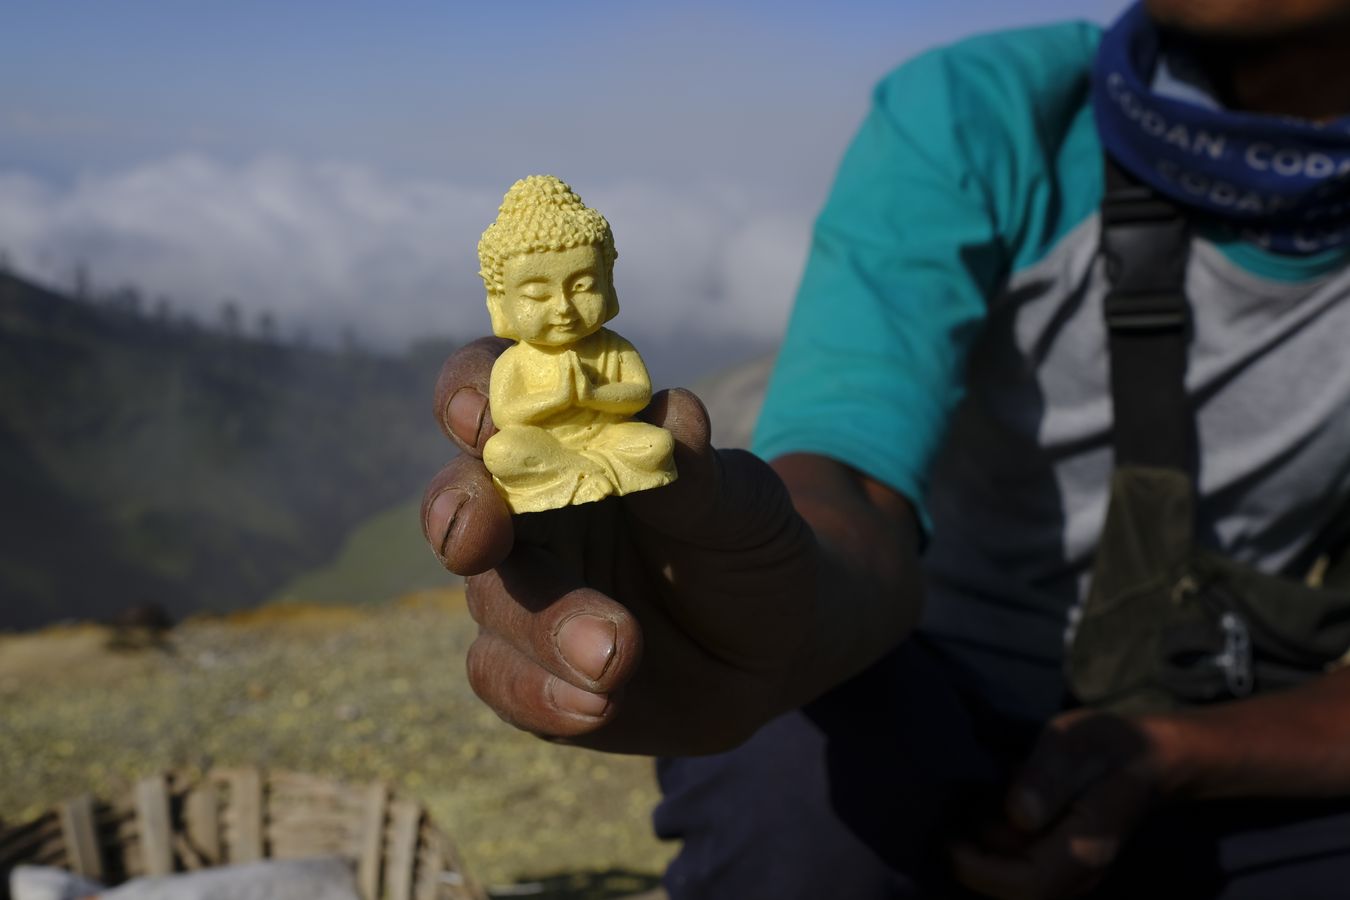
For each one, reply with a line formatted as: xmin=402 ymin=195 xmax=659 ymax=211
xmin=625 ymin=387 xmax=718 ymax=538
xmin=628 ymin=388 xmax=799 ymax=551
xmin=636 ymin=387 xmax=713 ymax=463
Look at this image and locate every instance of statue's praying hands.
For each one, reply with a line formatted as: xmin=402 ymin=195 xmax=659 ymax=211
xmin=477 ymin=176 xmax=676 ymax=514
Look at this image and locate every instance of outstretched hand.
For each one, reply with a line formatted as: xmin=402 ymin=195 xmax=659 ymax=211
xmin=421 ymin=337 xmax=822 ymax=755
xmin=951 ymin=710 xmax=1176 ymax=899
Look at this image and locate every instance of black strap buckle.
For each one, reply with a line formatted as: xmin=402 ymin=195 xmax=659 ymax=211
xmin=1102 ymin=158 xmax=1182 ymax=227
xmin=1103 ymin=290 xmax=1189 ymax=332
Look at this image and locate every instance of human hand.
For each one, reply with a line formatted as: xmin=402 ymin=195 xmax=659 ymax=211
xmin=951 ymin=710 xmax=1180 ymax=900
xmin=421 ymin=337 xmax=820 ymax=755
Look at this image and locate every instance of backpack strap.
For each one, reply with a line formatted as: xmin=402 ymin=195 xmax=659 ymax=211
xmin=1100 ymin=156 xmax=1195 ymax=473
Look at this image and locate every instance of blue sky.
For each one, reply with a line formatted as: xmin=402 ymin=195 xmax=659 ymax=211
xmin=0 ymin=1 xmax=1129 ymax=370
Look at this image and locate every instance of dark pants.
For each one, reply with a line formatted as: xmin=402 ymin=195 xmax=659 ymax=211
xmin=654 ymin=639 xmax=1350 ymax=899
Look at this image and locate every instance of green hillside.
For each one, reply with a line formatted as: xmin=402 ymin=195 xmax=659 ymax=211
xmin=0 ymin=272 xmax=456 ymax=630
xmin=272 ymin=496 xmax=459 ymax=605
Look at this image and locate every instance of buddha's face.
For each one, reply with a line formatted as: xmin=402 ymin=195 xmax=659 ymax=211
xmin=494 ymin=244 xmax=612 ymax=346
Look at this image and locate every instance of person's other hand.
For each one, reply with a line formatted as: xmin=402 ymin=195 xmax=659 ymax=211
xmin=420 ymin=337 xmax=824 ymax=755
xmin=951 ymin=710 xmax=1179 ymax=899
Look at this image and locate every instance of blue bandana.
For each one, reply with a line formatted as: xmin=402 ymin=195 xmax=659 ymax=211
xmin=1093 ymin=3 xmax=1350 ymax=254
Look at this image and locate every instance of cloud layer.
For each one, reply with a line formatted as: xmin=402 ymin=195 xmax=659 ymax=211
xmin=0 ymin=157 xmax=811 ymax=354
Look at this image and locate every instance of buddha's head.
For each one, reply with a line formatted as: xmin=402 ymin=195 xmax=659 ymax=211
xmin=478 ymin=175 xmax=619 ymax=346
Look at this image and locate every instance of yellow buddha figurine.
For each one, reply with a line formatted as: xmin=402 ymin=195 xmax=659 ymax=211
xmin=477 ymin=175 xmax=677 ymax=513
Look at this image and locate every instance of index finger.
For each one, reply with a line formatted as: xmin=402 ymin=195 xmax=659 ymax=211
xmin=434 ymin=336 xmax=511 ymax=457
xmin=421 ymin=453 xmax=514 ymax=575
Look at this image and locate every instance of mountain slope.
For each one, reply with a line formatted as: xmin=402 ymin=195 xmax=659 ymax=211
xmin=0 ymin=272 xmax=452 ymax=629
xmin=272 ymin=497 xmax=459 ymax=605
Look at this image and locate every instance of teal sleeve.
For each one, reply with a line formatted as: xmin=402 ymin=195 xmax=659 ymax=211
xmin=751 ymin=54 xmax=1006 ymax=514
xmin=751 ymin=23 xmax=1101 ymax=516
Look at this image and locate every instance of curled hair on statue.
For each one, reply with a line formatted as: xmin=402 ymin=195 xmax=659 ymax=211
xmin=477 ymin=175 xmax=619 ymax=337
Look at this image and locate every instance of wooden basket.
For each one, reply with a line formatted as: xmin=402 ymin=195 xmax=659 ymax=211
xmin=0 ymin=768 xmax=486 ymax=900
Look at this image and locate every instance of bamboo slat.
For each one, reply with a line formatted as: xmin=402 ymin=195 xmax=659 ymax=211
xmin=385 ymin=799 xmax=420 ymax=900
xmin=184 ymin=782 xmax=221 ymax=868
xmin=416 ymin=843 xmax=444 ymax=900
xmin=227 ymin=769 xmax=264 ymax=862
xmin=58 ymin=793 xmax=104 ymax=881
xmin=28 ymin=844 xmax=67 ymax=867
xmin=268 ymin=806 xmax=362 ymax=832
xmin=134 ymin=775 xmax=174 ymax=876
xmin=0 ymin=813 xmax=61 ymax=856
xmin=268 ymin=821 xmax=359 ymax=860
xmin=172 ymin=831 xmax=206 ymax=870
xmin=1 ymin=830 xmax=65 ymax=867
xmin=357 ymin=781 xmax=387 ymax=900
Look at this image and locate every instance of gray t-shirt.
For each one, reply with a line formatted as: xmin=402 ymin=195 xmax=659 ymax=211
xmin=753 ymin=23 xmax=1350 ymax=721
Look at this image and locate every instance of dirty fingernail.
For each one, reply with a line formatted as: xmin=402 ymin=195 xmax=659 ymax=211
xmin=556 ymin=615 xmax=617 ymax=681
xmin=428 ymin=489 xmax=468 ymax=557
xmin=547 ymin=678 xmax=610 ymax=718
xmin=448 ymin=388 xmax=486 ymax=448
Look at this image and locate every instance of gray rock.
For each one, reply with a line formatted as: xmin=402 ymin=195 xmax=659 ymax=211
xmin=10 ymin=866 xmax=103 ymax=900
xmin=99 ymin=858 xmax=360 ymax=900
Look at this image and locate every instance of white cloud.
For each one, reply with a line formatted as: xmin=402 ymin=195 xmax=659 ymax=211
xmin=0 ymin=156 xmax=810 ymax=351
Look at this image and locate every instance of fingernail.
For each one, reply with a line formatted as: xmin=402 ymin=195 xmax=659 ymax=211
xmin=556 ymin=615 xmax=617 ymax=681
xmin=428 ymin=489 xmax=468 ymax=558
xmin=547 ymin=678 xmax=610 ymax=718
xmin=448 ymin=388 xmax=486 ymax=448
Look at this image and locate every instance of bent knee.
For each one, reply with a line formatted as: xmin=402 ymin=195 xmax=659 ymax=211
xmin=606 ymin=420 xmax=675 ymax=455
xmin=483 ymin=426 xmax=561 ymax=473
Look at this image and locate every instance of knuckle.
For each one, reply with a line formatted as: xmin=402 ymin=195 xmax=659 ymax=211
xmin=464 ymin=639 xmax=497 ymax=701
xmin=426 ymin=458 xmax=512 ymax=575
xmin=464 ymin=573 xmax=496 ymax=624
xmin=420 ymin=464 xmax=460 ymax=520
xmin=444 ymin=336 xmax=500 ymax=376
xmin=419 ymin=484 xmax=444 ymax=547
xmin=465 ymin=638 xmax=548 ymax=735
xmin=463 ymin=335 xmax=512 ymax=357
xmin=443 ymin=452 xmax=490 ymax=492
xmin=435 ymin=337 xmax=505 ymax=446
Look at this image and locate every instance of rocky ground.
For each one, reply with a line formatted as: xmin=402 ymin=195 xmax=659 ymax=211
xmin=0 ymin=590 xmax=672 ymax=898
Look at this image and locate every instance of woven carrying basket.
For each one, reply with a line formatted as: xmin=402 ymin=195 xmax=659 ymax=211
xmin=0 ymin=768 xmax=486 ymax=900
